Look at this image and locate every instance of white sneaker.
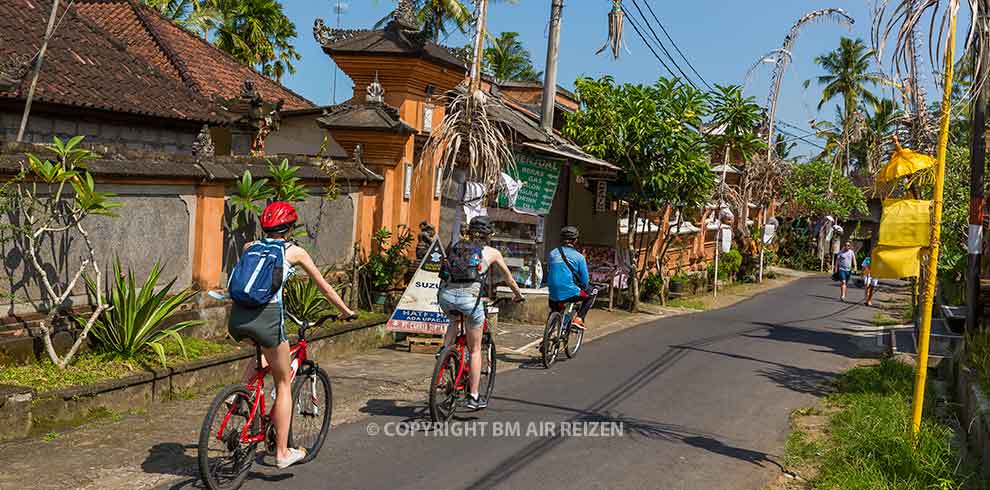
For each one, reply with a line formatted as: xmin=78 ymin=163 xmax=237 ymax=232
xmin=276 ymin=447 xmax=307 ymax=469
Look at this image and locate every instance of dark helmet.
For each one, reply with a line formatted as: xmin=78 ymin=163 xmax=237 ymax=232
xmin=468 ymin=216 xmax=494 ymax=237
xmin=560 ymin=226 xmax=579 ymax=242
xmin=260 ymin=201 xmax=298 ymax=233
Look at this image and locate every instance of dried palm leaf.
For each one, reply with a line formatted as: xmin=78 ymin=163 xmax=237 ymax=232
xmin=596 ymin=0 xmax=625 ymax=59
xmin=873 ymin=0 xmax=986 ymax=98
xmin=763 ymin=8 xmax=855 ymax=159
xmin=425 ymin=87 xmax=515 ymax=195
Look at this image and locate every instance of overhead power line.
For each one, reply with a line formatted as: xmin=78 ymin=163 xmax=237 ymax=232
xmin=626 ymin=0 xmax=700 ymax=90
xmin=622 ymin=7 xmax=680 ymax=81
xmin=639 ymin=0 xmax=713 ymax=91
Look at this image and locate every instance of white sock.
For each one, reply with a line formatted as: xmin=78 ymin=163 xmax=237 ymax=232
xmin=470 ymin=392 xmax=479 ymax=399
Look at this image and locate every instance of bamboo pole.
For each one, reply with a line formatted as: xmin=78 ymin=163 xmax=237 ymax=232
xmin=910 ymin=6 xmax=957 ymax=437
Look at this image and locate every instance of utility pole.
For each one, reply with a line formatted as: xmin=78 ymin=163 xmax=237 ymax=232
xmin=540 ymin=0 xmax=563 ymax=131
xmin=967 ymin=7 xmax=989 ymax=331
xmin=17 ymin=0 xmax=60 ymax=143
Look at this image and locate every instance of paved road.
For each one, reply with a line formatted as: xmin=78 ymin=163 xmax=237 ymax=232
xmin=224 ymin=277 xmax=882 ymax=490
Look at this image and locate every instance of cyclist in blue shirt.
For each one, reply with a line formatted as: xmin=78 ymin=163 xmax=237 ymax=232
xmin=547 ymin=226 xmax=596 ymax=327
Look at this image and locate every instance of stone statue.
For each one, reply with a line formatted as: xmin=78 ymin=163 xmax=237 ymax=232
xmin=366 ymin=73 xmax=385 ymax=104
xmin=416 ymin=221 xmax=436 ymax=261
xmin=191 ymin=125 xmax=215 ymax=161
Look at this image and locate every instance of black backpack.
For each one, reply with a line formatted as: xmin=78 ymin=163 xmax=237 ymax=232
xmin=441 ymin=240 xmax=485 ymax=283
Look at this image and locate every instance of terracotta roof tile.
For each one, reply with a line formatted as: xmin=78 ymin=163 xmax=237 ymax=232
xmin=0 ymin=0 xmax=223 ymax=123
xmin=75 ymin=0 xmax=314 ymax=110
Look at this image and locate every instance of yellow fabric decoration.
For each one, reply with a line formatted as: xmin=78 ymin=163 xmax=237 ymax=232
xmin=877 ymin=144 xmax=935 ymax=182
xmin=870 ymin=245 xmax=922 ymax=279
xmin=878 ymin=199 xmax=932 ymax=248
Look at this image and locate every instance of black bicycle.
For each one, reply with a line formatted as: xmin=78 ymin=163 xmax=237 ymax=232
xmin=540 ymin=287 xmax=601 ymax=368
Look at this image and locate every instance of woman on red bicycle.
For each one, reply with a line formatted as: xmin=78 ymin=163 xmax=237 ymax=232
xmin=438 ymin=216 xmax=524 ymax=410
xmin=227 ymin=201 xmax=357 ymax=469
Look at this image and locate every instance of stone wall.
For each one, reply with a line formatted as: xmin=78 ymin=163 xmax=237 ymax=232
xmin=0 ymin=110 xmax=198 ymax=153
xmin=1 ymin=184 xmax=196 ymax=316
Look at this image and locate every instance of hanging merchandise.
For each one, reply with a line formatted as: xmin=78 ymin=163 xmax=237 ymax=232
xmin=499 ymin=172 xmax=523 ymax=208
xmin=463 ymin=181 xmax=487 ymax=224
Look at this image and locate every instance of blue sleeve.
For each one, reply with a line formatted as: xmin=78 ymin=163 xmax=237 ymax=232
xmin=577 ymin=253 xmax=589 ymax=288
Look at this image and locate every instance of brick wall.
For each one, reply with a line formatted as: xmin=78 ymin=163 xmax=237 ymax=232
xmin=0 ymin=110 xmax=197 ymax=153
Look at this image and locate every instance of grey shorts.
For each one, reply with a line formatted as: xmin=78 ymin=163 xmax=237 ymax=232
xmin=228 ymin=302 xmax=287 ymax=348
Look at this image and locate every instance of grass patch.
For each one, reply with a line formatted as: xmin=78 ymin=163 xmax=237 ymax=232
xmin=784 ymin=358 xmax=987 ymax=490
xmin=0 ymin=335 xmax=233 ymax=392
xmin=870 ymin=312 xmax=902 ymax=327
xmin=666 ymin=298 xmax=706 ymax=310
xmin=965 ymin=328 xmax=990 ymax=396
xmin=41 ymin=431 xmax=59 ymax=442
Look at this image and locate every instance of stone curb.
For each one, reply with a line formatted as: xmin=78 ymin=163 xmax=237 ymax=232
xmin=0 ymin=318 xmax=388 ymax=442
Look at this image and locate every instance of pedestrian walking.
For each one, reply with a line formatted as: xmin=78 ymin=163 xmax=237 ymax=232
xmin=835 ymin=241 xmax=856 ymax=302
xmin=862 ymin=256 xmax=878 ymax=306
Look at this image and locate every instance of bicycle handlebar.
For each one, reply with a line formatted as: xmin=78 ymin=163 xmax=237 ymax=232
xmin=285 ymin=311 xmax=359 ymax=341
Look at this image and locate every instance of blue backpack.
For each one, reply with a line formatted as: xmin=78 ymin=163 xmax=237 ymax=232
xmin=228 ymin=239 xmax=288 ymax=307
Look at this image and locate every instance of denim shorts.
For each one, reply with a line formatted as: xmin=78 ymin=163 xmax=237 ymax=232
xmin=837 ymin=270 xmax=852 ymax=283
xmin=438 ymin=289 xmax=485 ymax=330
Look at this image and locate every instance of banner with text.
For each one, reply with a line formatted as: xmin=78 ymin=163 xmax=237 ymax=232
xmin=497 ymin=152 xmax=561 ymax=215
xmin=386 ymin=240 xmax=450 ymax=335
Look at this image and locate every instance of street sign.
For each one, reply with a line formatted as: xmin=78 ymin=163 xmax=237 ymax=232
xmin=385 ymin=239 xmax=450 ymax=335
xmin=497 ymin=151 xmax=560 ymax=215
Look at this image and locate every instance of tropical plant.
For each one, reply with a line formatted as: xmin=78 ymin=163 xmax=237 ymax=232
xmin=8 ymin=137 xmax=121 ymax=369
xmin=210 ymin=0 xmax=300 ymax=81
xmin=856 ymin=99 xmax=902 ymax=175
xmin=484 ymin=31 xmax=541 ymax=83
xmin=806 ymin=37 xmax=887 ymax=174
xmin=229 ymin=158 xmax=311 ymax=231
xmin=774 ymin=134 xmax=797 ymax=161
xmin=640 ymin=272 xmax=663 ymax=301
xmin=708 ymin=249 xmax=742 ymax=280
xmin=565 ymin=75 xmax=714 ymax=310
xmin=781 ymin=160 xmax=867 ymax=219
xmin=362 ymin=227 xmax=414 ymax=294
xmin=141 ymin=0 xmax=220 ymax=39
xmin=84 ymin=260 xmax=204 ymax=367
xmin=283 ymin=272 xmax=345 ymax=325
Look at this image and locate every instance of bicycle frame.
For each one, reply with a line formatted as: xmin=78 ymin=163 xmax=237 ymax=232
xmin=215 ymin=311 xmax=336 ymax=446
xmin=441 ymin=298 xmax=503 ymax=393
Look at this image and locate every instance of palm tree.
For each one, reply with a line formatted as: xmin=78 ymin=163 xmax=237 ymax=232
xmin=211 ymin=0 xmax=301 ymax=82
xmin=806 ymin=37 xmax=885 ymax=174
xmin=774 ymin=134 xmax=797 ymax=161
xmin=377 ymin=0 xmax=517 ymax=43
xmin=858 ymin=99 xmax=902 ymax=174
xmin=484 ymin=32 xmax=542 ymax=83
xmin=142 ymin=0 xmax=220 ymax=39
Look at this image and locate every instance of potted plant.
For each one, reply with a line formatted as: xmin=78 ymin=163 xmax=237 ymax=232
xmin=362 ymin=227 xmax=413 ymax=310
xmin=668 ymin=271 xmax=689 ymax=294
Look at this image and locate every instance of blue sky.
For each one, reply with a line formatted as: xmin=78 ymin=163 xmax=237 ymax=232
xmin=278 ymin=1 xmax=949 ymax=158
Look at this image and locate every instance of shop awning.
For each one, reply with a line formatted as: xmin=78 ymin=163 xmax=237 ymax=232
xmin=521 ymin=142 xmax=622 ymax=172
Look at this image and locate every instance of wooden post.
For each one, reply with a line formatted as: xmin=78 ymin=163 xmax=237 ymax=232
xmin=17 ymin=0 xmax=60 ymax=142
xmin=967 ymin=8 xmax=989 ymax=331
xmin=540 ymin=0 xmax=564 ymax=131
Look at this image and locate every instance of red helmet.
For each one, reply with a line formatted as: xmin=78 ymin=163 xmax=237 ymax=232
xmin=260 ymin=201 xmax=298 ymax=232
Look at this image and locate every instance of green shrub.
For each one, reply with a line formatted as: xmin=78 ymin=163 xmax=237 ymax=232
xmin=363 ymin=227 xmax=413 ymax=294
xmin=283 ymin=272 xmax=346 ymax=324
xmin=966 ymin=329 xmax=990 ymax=395
xmin=641 ymin=272 xmax=664 ymax=300
xmin=83 ymin=260 xmax=203 ymax=366
xmin=708 ymin=249 xmax=742 ymax=280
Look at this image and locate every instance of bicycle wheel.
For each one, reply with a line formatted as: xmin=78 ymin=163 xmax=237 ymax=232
xmin=290 ymin=366 xmax=333 ymax=464
xmin=541 ymin=313 xmax=562 ymax=369
xmin=479 ymin=335 xmax=497 ymax=403
xmin=564 ymin=318 xmax=584 ymax=359
xmin=198 ymin=385 xmax=257 ymax=490
xmin=429 ymin=346 xmax=461 ymax=422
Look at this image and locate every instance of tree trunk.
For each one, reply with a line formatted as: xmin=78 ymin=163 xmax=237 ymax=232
xmin=628 ymin=206 xmax=640 ymax=312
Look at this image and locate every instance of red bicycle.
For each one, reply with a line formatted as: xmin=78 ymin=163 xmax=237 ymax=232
xmin=429 ymin=297 xmax=511 ymax=422
xmin=197 ymin=312 xmax=336 ymax=490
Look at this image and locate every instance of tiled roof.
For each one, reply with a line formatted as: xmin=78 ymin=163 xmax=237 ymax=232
xmin=0 ymin=0 xmax=224 ymax=123
xmin=75 ymin=0 xmax=314 ymax=110
xmin=315 ymin=19 xmax=467 ymax=71
xmin=316 ymin=96 xmax=415 ymax=134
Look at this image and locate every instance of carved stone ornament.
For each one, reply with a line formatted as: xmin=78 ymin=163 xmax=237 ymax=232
xmin=366 ymin=72 xmax=385 ymax=104
xmin=0 ymin=54 xmax=32 ymax=91
xmin=394 ymin=0 xmax=419 ymax=30
xmin=191 ymin=125 xmax=215 ymax=160
xmin=312 ymin=18 xmax=364 ymax=46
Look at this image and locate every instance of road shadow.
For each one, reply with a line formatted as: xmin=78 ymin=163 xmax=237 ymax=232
xmin=672 ymin=345 xmax=835 ymax=397
xmin=359 ymin=398 xmax=429 ymax=422
xmin=747 ymin=322 xmax=872 ymax=360
xmin=145 ymin=443 xmax=293 ymax=490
